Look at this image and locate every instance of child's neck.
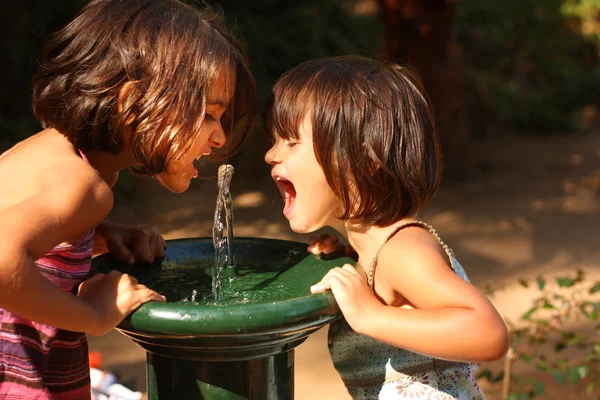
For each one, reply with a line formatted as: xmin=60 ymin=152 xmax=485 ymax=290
xmin=343 ymin=218 xmax=418 ymax=268
xmin=83 ymin=150 xmax=131 ymax=186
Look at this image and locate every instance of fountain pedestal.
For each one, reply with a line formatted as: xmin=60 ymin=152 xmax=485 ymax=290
xmin=92 ymin=237 xmax=354 ymax=400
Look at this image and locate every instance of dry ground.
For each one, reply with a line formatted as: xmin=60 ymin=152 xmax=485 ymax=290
xmin=89 ymin=132 xmax=600 ymax=399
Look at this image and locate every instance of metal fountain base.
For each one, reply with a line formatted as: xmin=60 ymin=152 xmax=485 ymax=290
xmin=91 ymin=237 xmax=354 ymax=400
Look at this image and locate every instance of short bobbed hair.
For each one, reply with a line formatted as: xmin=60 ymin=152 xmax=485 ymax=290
xmin=32 ymin=0 xmax=257 ymax=175
xmin=266 ymin=55 xmax=442 ymax=226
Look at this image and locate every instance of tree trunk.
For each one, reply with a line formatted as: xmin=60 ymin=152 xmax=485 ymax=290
xmin=375 ymin=0 xmax=470 ymax=180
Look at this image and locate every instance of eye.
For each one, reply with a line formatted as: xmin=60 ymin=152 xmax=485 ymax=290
xmin=286 ymin=140 xmax=298 ymax=148
xmin=205 ymin=113 xmax=216 ymax=121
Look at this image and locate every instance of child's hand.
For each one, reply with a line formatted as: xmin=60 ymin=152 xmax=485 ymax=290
xmin=96 ymin=221 xmax=166 ymax=264
xmin=310 ymin=264 xmax=382 ymax=334
xmin=77 ymin=270 xmax=166 ymax=336
xmin=307 ymin=234 xmax=358 ymax=260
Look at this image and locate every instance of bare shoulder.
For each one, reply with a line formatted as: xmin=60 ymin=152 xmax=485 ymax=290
xmin=377 ymin=225 xmax=453 ymax=277
xmin=40 ymin=148 xmax=114 ymax=226
xmin=1 ymin=130 xmax=112 ymax=205
xmin=375 ymin=225 xmax=483 ymax=309
xmin=0 ymin=131 xmax=113 ymax=239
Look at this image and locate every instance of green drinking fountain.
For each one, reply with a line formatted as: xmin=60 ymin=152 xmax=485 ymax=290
xmin=91 ymin=237 xmax=354 ymax=400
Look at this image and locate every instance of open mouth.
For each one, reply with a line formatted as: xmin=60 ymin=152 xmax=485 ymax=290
xmin=191 ymin=152 xmax=212 ymax=178
xmin=274 ymin=176 xmax=297 ymax=216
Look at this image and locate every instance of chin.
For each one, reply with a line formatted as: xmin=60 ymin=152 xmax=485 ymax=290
xmin=288 ymin=219 xmax=319 ymax=235
xmin=166 ymin=186 xmax=189 ymax=194
xmin=155 ymin=176 xmax=191 ymax=193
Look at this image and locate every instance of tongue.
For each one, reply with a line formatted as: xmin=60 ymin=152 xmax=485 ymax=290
xmin=280 ymin=181 xmax=296 ymax=215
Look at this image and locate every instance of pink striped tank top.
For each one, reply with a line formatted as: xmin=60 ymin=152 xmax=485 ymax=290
xmin=0 ymin=149 xmax=94 ymax=399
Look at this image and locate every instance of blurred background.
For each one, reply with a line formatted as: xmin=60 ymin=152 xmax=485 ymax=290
xmin=2 ymin=0 xmax=600 ymax=399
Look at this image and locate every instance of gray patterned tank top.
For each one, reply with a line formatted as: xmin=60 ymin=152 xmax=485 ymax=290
xmin=328 ymin=221 xmax=485 ymax=399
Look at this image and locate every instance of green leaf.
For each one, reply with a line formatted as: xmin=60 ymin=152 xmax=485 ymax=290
xmin=533 ymin=381 xmax=545 ymax=396
xmin=556 ymin=358 xmax=569 ymax=368
xmin=552 ymin=369 xmax=565 ymax=385
xmin=522 ymin=305 xmax=538 ymax=320
xmin=575 ymin=365 xmax=589 ymax=379
xmin=508 ymin=392 xmax=530 ymax=400
xmin=585 ymin=382 xmax=595 ymax=394
xmin=567 ymin=367 xmax=579 ymax=385
xmin=491 ymin=371 xmax=505 ymax=383
xmin=536 ymin=359 xmax=549 ymax=372
xmin=536 ymin=276 xmax=546 ymax=291
xmin=565 ymin=365 xmax=588 ymax=385
xmin=542 ymin=300 xmax=555 ymax=309
xmin=476 ymin=369 xmax=493 ymax=381
xmin=563 ymin=331 xmax=584 ymax=346
xmin=520 ymin=352 xmax=533 ymax=363
xmin=579 ymin=302 xmax=600 ymax=321
xmin=557 ymin=277 xmax=576 ymax=287
xmin=519 ymin=279 xmax=529 ymax=288
xmin=590 ymin=282 xmax=600 ymax=294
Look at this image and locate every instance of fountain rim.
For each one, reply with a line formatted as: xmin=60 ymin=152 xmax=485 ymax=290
xmin=93 ymin=236 xmax=348 ymax=336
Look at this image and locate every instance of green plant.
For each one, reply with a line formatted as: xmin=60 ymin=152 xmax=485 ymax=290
xmin=455 ymin=0 xmax=600 ymax=134
xmin=479 ymin=270 xmax=600 ymax=398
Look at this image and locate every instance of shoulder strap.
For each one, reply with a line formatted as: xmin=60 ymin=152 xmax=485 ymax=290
xmin=367 ymin=221 xmax=456 ymax=289
xmin=78 ymin=148 xmax=90 ymax=164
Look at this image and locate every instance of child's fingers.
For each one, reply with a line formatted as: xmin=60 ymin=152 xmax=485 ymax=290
xmin=307 ymin=233 xmax=329 ymax=253
xmin=109 ymin=239 xmax=135 ymax=265
xmin=132 ymin=238 xmax=153 ymax=264
xmin=344 ymin=245 xmax=359 ymax=260
xmin=154 ymin=234 xmax=167 ymax=259
xmin=311 ymin=268 xmax=349 ymax=292
xmin=136 ymin=287 xmax=167 ymax=303
xmin=308 ymin=234 xmax=342 ymax=254
xmin=341 ymin=264 xmax=359 ymax=275
xmin=322 ymin=235 xmax=341 ymax=254
xmin=310 ymin=281 xmax=329 ymax=293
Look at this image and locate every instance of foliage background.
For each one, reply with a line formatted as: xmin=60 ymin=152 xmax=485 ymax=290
xmin=2 ymin=0 xmax=599 ymax=151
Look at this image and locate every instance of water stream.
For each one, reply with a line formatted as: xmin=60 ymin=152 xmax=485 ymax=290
xmin=212 ymin=164 xmax=236 ymax=301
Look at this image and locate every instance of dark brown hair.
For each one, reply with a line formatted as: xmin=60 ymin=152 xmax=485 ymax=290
xmin=266 ymin=55 xmax=442 ymax=226
xmin=32 ymin=0 xmax=257 ymax=175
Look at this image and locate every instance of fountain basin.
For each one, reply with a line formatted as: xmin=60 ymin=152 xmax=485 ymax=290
xmin=91 ymin=237 xmax=355 ymax=399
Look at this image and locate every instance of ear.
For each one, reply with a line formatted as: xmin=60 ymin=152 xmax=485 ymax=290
xmin=116 ymin=81 xmax=138 ymax=158
xmin=117 ymin=81 xmax=137 ymax=114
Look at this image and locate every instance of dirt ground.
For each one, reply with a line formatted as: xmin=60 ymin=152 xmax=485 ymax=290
xmin=89 ymin=132 xmax=600 ymax=399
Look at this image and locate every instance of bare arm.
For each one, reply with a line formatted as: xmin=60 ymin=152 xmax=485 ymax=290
xmin=0 ymin=172 xmax=164 ymax=335
xmin=0 ymin=173 xmax=111 ymax=333
xmin=313 ymin=236 xmax=509 ymax=363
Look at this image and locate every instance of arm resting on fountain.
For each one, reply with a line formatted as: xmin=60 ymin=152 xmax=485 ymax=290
xmin=0 ymin=175 xmax=165 ymax=336
xmin=311 ymin=235 xmax=509 ymax=363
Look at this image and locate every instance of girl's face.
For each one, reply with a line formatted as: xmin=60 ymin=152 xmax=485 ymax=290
xmin=265 ymin=114 xmax=342 ymax=233
xmin=156 ymin=75 xmax=232 ymax=193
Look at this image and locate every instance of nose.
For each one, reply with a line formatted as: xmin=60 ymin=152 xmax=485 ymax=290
xmin=210 ymin=125 xmax=226 ymax=149
xmin=264 ymin=143 xmax=278 ymax=165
